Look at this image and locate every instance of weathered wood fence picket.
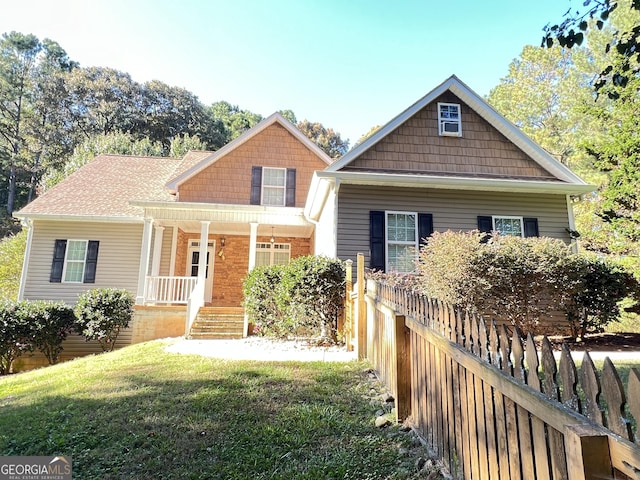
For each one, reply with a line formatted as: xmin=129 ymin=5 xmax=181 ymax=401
xmin=346 ymin=254 xmax=640 ymax=480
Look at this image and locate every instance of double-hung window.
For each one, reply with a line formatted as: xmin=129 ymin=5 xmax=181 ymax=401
xmin=250 ymin=166 xmax=296 ymax=206
xmin=255 ymin=242 xmax=291 ymax=267
xmin=50 ymin=239 xmax=100 ymax=283
xmin=261 ymin=167 xmax=287 ymax=206
xmin=493 ymin=216 xmax=524 ymax=237
xmin=386 ymin=212 xmax=418 ymax=273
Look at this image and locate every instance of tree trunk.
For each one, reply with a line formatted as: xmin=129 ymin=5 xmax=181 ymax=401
xmin=6 ymin=162 xmax=16 ymax=215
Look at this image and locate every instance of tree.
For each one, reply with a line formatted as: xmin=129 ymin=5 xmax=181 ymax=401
xmin=543 ymin=0 xmax=640 ymax=96
xmin=354 ymin=125 xmax=381 ymax=147
xmin=296 ymin=119 xmax=349 ymax=159
xmin=208 ymin=101 xmax=262 ymax=142
xmin=487 ymin=45 xmax=596 ymax=168
xmin=0 ymin=32 xmax=75 ymax=215
xmin=0 ymin=229 xmax=25 ymax=300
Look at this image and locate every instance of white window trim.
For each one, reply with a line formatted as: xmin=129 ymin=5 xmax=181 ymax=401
xmin=62 ymin=239 xmax=88 ymax=283
xmin=437 ymin=102 xmax=462 ymax=137
xmin=492 ymin=216 xmax=524 ymax=237
xmin=255 ymin=242 xmax=291 ymax=266
xmin=261 ymin=167 xmax=287 ymax=206
xmin=385 ymin=211 xmax=418 ymax=273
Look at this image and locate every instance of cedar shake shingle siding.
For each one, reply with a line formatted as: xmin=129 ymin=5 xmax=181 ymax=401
xmin=344 ymin=92 xmax=555 ymax=180
xmin=335 ymin=184 xmax=571 ymax=267
xmin=178 ymin=123 xmax=327 ymax=206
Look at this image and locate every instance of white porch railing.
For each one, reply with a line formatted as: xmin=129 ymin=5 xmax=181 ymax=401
xmin=144 ymin=276 xmax=197 ymax=304
xmin=185 ymin=277 xmax=205 ymax=334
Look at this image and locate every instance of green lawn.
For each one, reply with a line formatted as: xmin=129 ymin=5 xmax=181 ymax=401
xmin=0 ymin=340 xmax=440 ymax=479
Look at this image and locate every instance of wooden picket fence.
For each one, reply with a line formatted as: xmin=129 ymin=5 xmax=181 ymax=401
xmin=348 ymin=254 xmax=640 ymax=480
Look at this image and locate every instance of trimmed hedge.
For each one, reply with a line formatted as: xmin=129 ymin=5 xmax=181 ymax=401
xmin=243 ymin=256 xmax=345 ymax=342
xmin=414 ymin=231 xmax=639 ymax=337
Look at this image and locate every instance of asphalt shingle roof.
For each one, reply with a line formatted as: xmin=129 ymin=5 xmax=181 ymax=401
xmin=16 ymin=154 xmax=182 ymax=218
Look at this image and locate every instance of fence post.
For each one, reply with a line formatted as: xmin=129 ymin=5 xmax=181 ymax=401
xmin=356 ymin=253 xmax=367 ymax=360
xmin=344 ymin=259 xmax=353 ymax=352
xmin=564 ymin=424 xmax=613 ymax=480
xmin=394 ymin=314 xmax=411 ymax=422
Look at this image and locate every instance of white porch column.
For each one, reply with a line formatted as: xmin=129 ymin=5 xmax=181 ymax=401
xmin=151 ymin=225 xmax=165 ymax=276
xmin=244 ymin=222 xmax=259 ymax=338
xmin=248 ymin=222 xmax=258 ymax=271
xmin=136 ymin=218 xmax=154 ymax=305
xmin=198 ymin=221 xmax=210 ymax=284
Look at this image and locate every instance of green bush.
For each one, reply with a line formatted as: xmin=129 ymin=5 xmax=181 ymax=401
xmin=415 ymin=231 xmax=639 ymax=337
xmin=243 ymin=256 xmax=345 ymax=342
xmin=0 ymin=230 xmax=26 ymax=301
xmin=0 ymin=301 xmax=32 ymax=375
xmin=242 ymin=265 xmax=287 ymax=337
xmin=74 ymin=288 xmax=134 ymax=352
xmin=21 ymin=301 xmax=75 ymax=364
xmin=562 ymin=256 xmax=638 ymax=339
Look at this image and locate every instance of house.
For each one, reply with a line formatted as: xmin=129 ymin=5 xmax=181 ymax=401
xmin=14 ymin=76 xmax=593 ymax=365
xmin=305 ymin=75 xmax=593 ymax=274
xmin=14 ymin=113 xmax=332 ymax=366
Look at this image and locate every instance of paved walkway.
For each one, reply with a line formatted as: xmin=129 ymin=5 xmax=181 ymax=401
xmin=165 ymin=337 xmax=358 ymax=362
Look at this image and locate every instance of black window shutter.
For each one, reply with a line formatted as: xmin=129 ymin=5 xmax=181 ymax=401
xmin=50 ymin=239 xmax=67 ymax=283
xmin=523 ymin=218 xmax=539 ymax=238
xmin=83 ymin=241 xmax=100 ymax=283
xmin=370 ymin=211 xmax=385 ymax=271
xmin=477 ymin=216 xmax=493 ymax=243
xmin=286 ymin=168 xmax=296 ymax=207
xmin=250 ymin=166 xmax=262 ymax=205
xmin=418 ymin=213 xmax=433 ymax=247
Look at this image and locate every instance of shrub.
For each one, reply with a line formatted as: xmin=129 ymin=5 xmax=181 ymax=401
xmin=74 ymin=288 xmax=134 ymax=352
xmin=242 ymin=265 xmax=287 ymax=337
xmin=22 ymin=301 xmax=76 ymax=364
xmin=562 ymin=256 xmax=639 ymax=339
xmin=243 ymin=256 xmax=346 ymax=342
xmin=415 ymin=231 xmax=638 ymax=337
xmin=0 ymin=301 xmax=32 ymax=375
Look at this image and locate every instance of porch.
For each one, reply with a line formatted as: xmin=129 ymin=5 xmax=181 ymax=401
xmin=132 ymin=201 xmax=320 ymax=336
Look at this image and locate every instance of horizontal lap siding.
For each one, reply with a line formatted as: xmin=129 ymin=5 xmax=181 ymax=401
xmin=336 ymin=184 xmax=570 ymax=265
xmin=23 ymin=220 xmax=143 ymax=304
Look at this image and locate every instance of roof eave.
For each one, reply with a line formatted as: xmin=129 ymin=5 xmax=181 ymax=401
xmin=316 ymin=171 xmax=595 ymax=195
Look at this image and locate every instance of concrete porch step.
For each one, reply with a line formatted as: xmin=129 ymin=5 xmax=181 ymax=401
xmin=188 ymin=307 xmax=245 ymax=339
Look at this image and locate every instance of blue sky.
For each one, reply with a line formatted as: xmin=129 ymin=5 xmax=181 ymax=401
xmin=1 ymin=0 xmax=572 ymax=144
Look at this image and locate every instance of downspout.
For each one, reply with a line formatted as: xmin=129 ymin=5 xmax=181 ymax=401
xmin=17 ymin=219 xmax=34 ymax=301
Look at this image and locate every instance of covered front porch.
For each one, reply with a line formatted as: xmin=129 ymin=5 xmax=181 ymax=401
xmin=130 ymin=201 xmax=316 ymax=335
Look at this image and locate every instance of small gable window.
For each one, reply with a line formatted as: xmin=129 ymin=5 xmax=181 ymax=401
xmin=438 ymin=102 xmax=462 ymax=137
xmin=250 ymin=166 xmax=296 ymax=206
xmin=50 ymin=239 xmax=100 ymax=283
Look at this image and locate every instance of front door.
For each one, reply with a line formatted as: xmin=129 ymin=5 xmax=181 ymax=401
xmin=186 ymin=240 xmax=215 ymax=303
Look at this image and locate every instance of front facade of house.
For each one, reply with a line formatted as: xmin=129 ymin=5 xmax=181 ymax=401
xmin=14 ymin=77 xmax=594 ymax=362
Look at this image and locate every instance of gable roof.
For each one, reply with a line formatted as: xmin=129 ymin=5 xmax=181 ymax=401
xmin=166 ymin=112 xmax=333 ymax=192
xmin=327 ymin=75 xmax=586 ymax=186
xmin=15 ymin=154 xmax=180 ymax=221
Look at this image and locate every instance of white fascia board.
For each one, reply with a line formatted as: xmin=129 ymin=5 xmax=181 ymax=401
xmin=316 ymin=171 xmax=596 ymax=195
xmin=12 ymin=213 xmax=144 ymax=223
xmin=130 ymin=200 xmax=311 ymax=226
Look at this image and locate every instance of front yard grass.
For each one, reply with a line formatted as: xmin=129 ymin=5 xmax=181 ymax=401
xmin=0 ymin=340 xmax=438 ymax=479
